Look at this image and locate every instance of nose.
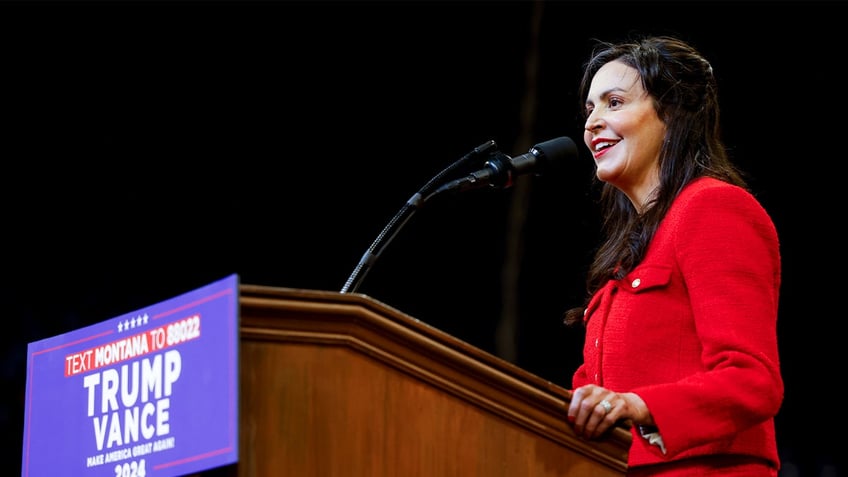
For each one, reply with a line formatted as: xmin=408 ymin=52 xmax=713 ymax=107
xmin=584 ymin=111 xmax=603 ymax=133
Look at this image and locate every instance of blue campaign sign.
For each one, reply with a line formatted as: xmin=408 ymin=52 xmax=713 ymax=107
xmin=22 ymin=274 xmax=240 ymax=477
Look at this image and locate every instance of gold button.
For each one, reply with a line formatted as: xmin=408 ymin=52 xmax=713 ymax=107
xmin=631 ymin=278 xmax=641 ymax=288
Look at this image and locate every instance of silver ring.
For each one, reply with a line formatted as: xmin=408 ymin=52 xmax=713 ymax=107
xmin=599 ymin=399 xmax=612 ymax=414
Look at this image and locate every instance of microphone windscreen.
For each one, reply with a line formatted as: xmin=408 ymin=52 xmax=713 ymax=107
xmin=533 ymin=136 xmax=579 ymax=173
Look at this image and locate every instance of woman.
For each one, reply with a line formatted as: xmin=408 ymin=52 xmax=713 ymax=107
xmin=564 ymin=36 xmax=783 ymax=476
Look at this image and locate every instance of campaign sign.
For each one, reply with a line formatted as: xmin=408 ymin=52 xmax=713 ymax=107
xmin=22 ymin=274 xmax=240 ymax=477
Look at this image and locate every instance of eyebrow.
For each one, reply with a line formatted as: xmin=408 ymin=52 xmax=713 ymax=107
xmin=585 ymin=86 xmax=629 ymax=107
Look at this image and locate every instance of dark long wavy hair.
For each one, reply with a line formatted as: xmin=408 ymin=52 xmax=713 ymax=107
xmin=563 ymin=35 xmax=747 ymax=327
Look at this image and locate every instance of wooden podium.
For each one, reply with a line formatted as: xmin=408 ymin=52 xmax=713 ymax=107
xmin=218 ymin=284 xmax=630 ymax=476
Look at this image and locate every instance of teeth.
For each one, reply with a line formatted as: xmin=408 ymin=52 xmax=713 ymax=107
xmin=594 ymin=141 xmax=615 ymax=152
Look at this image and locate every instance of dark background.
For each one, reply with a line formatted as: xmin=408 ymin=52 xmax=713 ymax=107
xmin=2 ymin=1 xmax=839 ymax=476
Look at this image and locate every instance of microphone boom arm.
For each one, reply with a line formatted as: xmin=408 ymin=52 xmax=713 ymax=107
xmin=340 ymin=140 xmax=497 ymax=294
xmin=339 ymin=191 xmax=422 ymax=294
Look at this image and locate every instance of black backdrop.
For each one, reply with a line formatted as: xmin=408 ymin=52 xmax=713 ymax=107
xmin=3 ymin=1 xmax=839 ymax=476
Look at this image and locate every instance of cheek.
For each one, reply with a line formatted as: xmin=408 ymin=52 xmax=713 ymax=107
xmin=635 ymin=112 xmax=666 ymax=145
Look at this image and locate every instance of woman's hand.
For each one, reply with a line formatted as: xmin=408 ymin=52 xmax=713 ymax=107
xmin=567 ymin=384 xmax=654 ymax=439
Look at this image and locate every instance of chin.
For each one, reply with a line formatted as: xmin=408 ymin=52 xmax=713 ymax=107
xmin=595 ymin=168 xmax=616 ymax=183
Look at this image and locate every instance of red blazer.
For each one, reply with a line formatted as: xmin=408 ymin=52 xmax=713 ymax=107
xmin=572 ymin=177 xmax=783 ymax=472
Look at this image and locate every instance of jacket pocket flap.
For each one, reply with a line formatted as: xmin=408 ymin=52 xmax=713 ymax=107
xmin=621 ymin=264 xmax=672 ymax=293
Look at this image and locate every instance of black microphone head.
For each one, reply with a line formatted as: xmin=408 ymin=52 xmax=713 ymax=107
xmin=530 ymin=136 xmax=579 ymax=174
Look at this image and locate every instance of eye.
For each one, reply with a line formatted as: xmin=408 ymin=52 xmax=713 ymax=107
xmin=609 ymin=97 xmax=623 ymax=108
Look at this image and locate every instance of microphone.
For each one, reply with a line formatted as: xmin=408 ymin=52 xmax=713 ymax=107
xmin=433 ymin=136 xmax=578 ymax=195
